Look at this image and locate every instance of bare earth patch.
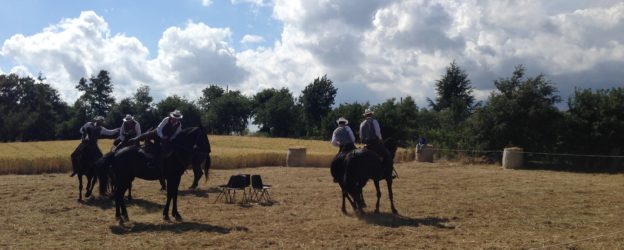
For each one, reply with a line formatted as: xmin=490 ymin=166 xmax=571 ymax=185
xmin=1 ymin=162 xmax=623 ymax=249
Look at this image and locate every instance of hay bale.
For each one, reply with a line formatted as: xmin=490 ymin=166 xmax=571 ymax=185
xmin=415 ymin=145 xmax=434 ymax=163
xmin=287 ymin=147 xmax=306 ymax=167
xmin=502 ymin=147 xmax=523 ymax=169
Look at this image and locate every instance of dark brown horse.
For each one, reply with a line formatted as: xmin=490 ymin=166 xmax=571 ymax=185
xmin=70 ymin=140 xmax=102 ymax=201
xmin=332 ymin=139 xmax=399 ymax=214
xmin=111 ymin=126 xmax=212 ymax=222
xmin=159 ymin=147 xmax=211 ymax=190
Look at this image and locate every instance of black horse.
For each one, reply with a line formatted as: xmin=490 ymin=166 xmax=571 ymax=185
xmin=70 ymin=140 xmax=102 ymax=201
xmin=332 ymin=139 xmax=399 ymax=214
xmin=158 ymin=147 xmax=212 ymax=191
xmin=111 ymin=127 xmax=212 ymax=222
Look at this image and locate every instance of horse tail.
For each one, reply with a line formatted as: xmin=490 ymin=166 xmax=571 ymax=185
xmin=96 ymin=152 xmax=114 ymax=195
xmin=203 ymin=154 xmax=211 ymax=182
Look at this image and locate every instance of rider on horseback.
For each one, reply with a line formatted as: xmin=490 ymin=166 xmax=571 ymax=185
xmin=71 ymin=116 xmax=119 ymax=176
xmin=112 ymin=114 xmax=141 ymax=151
xmin=330 ymin=117 xmax=356 ymax=182
xmin=359 ymin=109 xmax=393 ymax=176
xmin=130 ymin=110 xmax=183 ymax=168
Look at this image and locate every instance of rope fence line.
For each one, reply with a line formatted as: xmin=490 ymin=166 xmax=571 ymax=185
xmin=429 ymin=148 xmax=624 ymax=158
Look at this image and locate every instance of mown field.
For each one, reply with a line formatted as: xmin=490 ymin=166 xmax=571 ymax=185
xmin=1 ymin=162 xmax=623 ymax=249
xmin=0 ymin=136 xmax=415 ymax=175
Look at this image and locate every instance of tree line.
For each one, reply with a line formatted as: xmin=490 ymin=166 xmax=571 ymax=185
xmin=0 ymin=63 xmax=622 ymax=160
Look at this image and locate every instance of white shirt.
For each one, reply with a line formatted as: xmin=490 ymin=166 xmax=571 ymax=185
xmin=119 ymin=120 xmax=141 ymax=140
xmin=359 ymin=118 xmax=382 ymax=141
xmin=79 ymin=122 xmax=119 ymax=141
xmin=330 ymin=125 xmax=356 ymax=147
xmin=156 ymin=117 xmax=182 ymax=140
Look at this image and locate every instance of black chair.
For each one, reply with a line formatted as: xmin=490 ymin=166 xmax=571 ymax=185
xmin=251 ymin=175 xmax=272 ymax=203
xmin=214 ymin=174 xmax=251 ymax=204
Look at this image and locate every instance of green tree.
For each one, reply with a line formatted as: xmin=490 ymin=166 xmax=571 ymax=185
xmin=0 ymin=74 xmax=69 ymax=141
xmin=252 ymin=88 xmax=297 ymax=137
xmin=155 ymin=95 xmax=202 ymax=128
xmin=198 ymin=85 xmax=225 ymax=109
xmin=563 ymin=87 xmax=624 ymax=154
xmin=469 ymin=65 xmax=562 ymax=151
xmin=131 ymin=85 xmax=159 ymax=130
xmin=299 ymin=75 xmax=337 ymax=136
xmin=206 ymin=90 xmax=252 ymax=134
xmin=428 ymin=61 xmax=475 ymax=122
xmin=75 ymin=70 xmax=115 ymax=118
xmin=359 ymin=97 xmax=421 ymax=146
xmin=105 ymin=98 xmax=135 ymax=129
xmin=321 ymin=102 xmax=368 ymax=140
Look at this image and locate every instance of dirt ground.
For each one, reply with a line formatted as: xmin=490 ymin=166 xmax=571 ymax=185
xmin=1 ymin=162 xmax=623 ymax=249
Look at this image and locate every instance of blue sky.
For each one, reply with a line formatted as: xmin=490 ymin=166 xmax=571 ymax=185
xmin=0 ymin=0 xmax=279 ymax=60
xmin=1 ymin=0 xmax=623 ymax=108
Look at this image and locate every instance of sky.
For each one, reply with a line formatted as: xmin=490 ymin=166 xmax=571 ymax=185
xmin=1 ymin=0 xmax=623 ymax=108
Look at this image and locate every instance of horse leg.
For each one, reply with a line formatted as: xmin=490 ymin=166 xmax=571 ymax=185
xmin=170 ymin=175 xmax=182 ymax=221
xmin=114 ymin=185 xmax=124 ymax=222
xmin=163 ymin=178 xmax=172 ymax=221
xmin=127 ymin=181 xmax=133 ymax=201
xmin=354 ymin=189 xmax=365 ymax=215
xmin=338 ymin=182 xmax=348 ymax=214
xmin=77 ymin=174 xmax=83 ymax=202
xmin=190 ymin=164 xmax=201 ymax=189
xmin=386 ymin=177 xmax=398 ymax=214
xmin=159 ymin=178 xmax=167 ymax=191
xmin=374 ymin=180 xmax=382 ymax=214
xmin=85 ymin=175 xmax=95 ymax=198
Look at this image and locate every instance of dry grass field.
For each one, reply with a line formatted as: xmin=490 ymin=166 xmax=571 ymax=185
xmin=0 ymin=136 xmax=414 ymax=174
xmin=1 ymin=162 xmax=623 ymax=249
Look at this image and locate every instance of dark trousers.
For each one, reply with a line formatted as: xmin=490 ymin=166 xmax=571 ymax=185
xmin=331 ymin=143 xmax=356 ymax=183
xmin=365 ymin=140 xmax=392 ymax=169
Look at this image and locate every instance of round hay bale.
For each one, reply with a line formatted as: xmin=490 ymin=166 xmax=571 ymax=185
xmin=287 ymin=147 xmax=306 ymax=167
xmin=415 ymin=145 xmax=434 ymax=163
xmin=502 ymin=147 xmax=523 ymax=169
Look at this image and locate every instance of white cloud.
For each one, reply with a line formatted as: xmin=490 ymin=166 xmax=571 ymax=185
xmin=1 ymin=11 xmax=247 ymax=102
xmin=9 ymin=65 xmax=33 ymax=78
xmin=241 ymin=34 xmax=265 ymax=44
xmin=231 ymin=0 xmax=269 ymax=7
xmin=2 ymin=1 xmax=624 ymax=108
xmin=202 ymin=0 xmax=213 ymax=7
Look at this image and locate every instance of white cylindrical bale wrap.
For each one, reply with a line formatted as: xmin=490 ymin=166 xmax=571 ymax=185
xmin=416 ymin=145 xmax=434 ymax=163
xmin=287 ymin=147 xmax=306 ymax=167
xmin=502 ymin=147 xmax=523 ymax=169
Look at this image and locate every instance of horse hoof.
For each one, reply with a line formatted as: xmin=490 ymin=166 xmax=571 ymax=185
xmin=188 ymin=186 xmax=197 ymax=190
xmin=392 ymin=209 xmax=399 ymax=215
xmin=163 ymin=215 xmax=171 ymax=221
xmin=341 ymin=208 xmax=347 ymax=214
xmin=174 ymin=214 xmax=183 ymax=221
xmin=374 ymin=209 xmax=380 ymax=214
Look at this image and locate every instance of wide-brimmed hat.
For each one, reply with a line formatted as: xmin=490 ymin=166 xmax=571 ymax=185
xmin=336 ymin=117 xmax=349 ymax=125
xmin=363 ymin=108 xmax=374 ymax=116
xmin=122 ymin=114 xmax=134 ymax=122
xmin=169 ymin=110 xmax=183 ymax=119
xmin=93 ymin=116 xmax=105 ymax=122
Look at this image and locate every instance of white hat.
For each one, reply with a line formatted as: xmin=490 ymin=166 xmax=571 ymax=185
xmin=336 ymin=117 xmax=349 ymax=125
xmin=94 ymin=116 xmax=105 ymax=122
xmin=363 ymin=108 xmax=374 ymax=116
xmin=122 ymin=114 xmax=134 ymax=122
xmin=169 ymin=110 xmax=183 ymax=119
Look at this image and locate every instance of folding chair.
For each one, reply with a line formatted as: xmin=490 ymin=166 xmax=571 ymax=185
xmin=214 ymin=174 xmax=251 ymax=204
xmin=251 ymin=175 xmax=272 ymax=203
